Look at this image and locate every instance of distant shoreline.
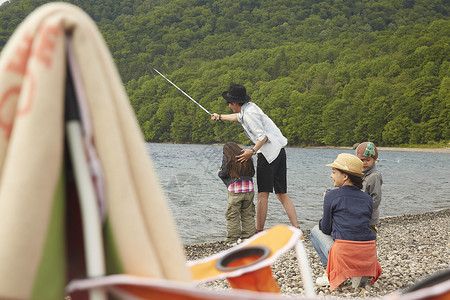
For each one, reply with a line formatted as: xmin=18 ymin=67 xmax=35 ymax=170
xmin=300 ymin=145 xmax=450 ymax=154
xmin=376 ymin=146 xmax=450 ymax=153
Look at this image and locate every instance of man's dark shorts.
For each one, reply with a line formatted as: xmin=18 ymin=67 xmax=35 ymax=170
xmin=256 ymin=148 xmax=287 ymax=194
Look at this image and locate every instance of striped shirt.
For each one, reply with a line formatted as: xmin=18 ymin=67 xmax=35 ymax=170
xmin=228 ymin=180 xmax=254 ymax=193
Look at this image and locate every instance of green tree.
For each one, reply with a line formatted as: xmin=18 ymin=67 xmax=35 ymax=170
xmin=382 ymin=117 xmax=413 ymax=145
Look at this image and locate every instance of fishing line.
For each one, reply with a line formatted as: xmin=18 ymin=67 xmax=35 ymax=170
xmin=378 ymin=159 xmax=400 ymax=163
xmin=152 ymin=67 xmax=211 ymax=116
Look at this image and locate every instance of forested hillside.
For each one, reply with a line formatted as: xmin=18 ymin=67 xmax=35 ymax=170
xmin=1 ymin=0 xmax=449 ymax=146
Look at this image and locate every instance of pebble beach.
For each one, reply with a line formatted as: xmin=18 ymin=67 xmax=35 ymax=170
xmin=184 ymin=209 xmax=449 ymax=298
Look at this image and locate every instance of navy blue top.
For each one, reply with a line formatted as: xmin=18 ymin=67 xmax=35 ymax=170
xmin=319 ymin=185 xmax=376 ymax=241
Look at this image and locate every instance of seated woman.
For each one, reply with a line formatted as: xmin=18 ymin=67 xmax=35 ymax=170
xmin=311 ymin=153 xmax=381 ymax=290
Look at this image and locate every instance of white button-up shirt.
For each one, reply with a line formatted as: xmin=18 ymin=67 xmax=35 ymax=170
xmin=237 ymin=102 xmax=287 ymax=163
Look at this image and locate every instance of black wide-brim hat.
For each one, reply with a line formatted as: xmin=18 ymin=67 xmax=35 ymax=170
xmin=222 ymin=84 xmax=251 ymax=104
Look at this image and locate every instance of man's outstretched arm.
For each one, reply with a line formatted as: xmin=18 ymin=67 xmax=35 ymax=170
xmin=211 ymin=113 xmax=238 ymax=122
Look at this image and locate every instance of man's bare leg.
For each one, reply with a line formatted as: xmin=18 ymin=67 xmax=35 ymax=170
xmin=276 ymin=193 xmax=299 ymax=228
xmin=256 ymin=192 xmax=269 ymax=231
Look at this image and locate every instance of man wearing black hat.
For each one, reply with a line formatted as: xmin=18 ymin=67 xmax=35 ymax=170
xmin=211 ymin=84 xmax=300 ymax=233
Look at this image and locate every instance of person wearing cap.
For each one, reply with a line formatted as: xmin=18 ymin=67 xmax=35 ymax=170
xmin=356 ymin=142 xmax=383 ymax=236
xmin=310 ymin=153 xmax=377 ymax=287
xmin=211 ymin=84 xmax=300 ymax=233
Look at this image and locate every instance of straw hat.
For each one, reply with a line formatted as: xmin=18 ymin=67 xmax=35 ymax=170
xmin=326 ymin=153 xmax=364 ymax=177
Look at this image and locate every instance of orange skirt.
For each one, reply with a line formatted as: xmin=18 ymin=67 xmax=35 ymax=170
xmin=326 ymin=239 xmax=382 ymax=291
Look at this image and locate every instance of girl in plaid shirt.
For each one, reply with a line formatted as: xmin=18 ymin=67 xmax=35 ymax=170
xmin=218 ymin=142 xmax=256 ymax=244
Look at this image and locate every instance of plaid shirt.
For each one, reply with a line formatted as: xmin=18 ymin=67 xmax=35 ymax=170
xmin=228 ymin=179 xmax=254 ymax=193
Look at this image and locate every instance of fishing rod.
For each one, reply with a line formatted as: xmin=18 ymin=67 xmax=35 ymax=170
xmin=152 ymin=68 xmax=211 ymax=116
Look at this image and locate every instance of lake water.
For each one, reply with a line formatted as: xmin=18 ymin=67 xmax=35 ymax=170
xmin=145 ymin=143 xmax=450 ymax=245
